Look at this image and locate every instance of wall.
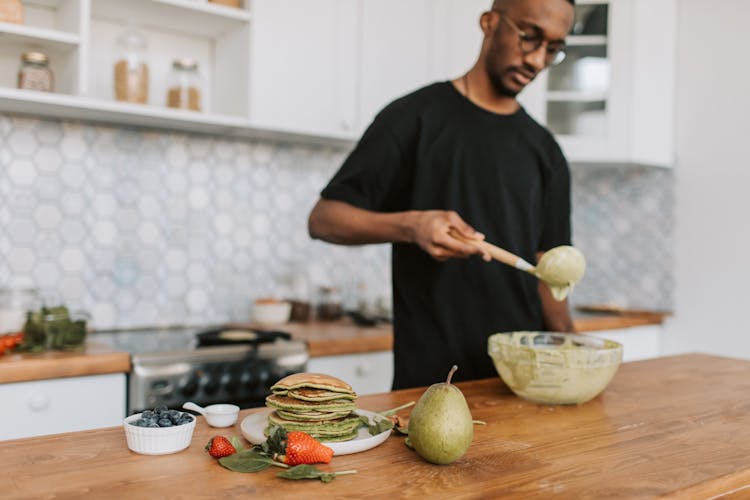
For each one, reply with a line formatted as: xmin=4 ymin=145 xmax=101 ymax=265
xmin=662 ymin=0 xmax=750 ymax=358
xmin=0 ymin=112 xmax=673 ymax=330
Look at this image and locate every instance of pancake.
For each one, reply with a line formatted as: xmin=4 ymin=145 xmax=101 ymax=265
xmin=265 ymin=372 xmax=360 ymax=442
xmin=267 ymin=411 xmax=361 ymax=442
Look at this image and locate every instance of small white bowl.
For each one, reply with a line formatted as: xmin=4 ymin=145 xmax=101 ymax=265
xmin=123 ymin=413 xmax=196 ymax=455
xmin=204 ymin=404 xmax=240 ymax=428
xmin=252 ymin=300 xmax=291 ymax=325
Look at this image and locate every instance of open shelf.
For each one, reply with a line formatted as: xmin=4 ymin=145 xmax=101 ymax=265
xmin=0 ymin=21 xmax=80 ymax=47
xmin=0 ymin=86 xmax=354 ymax=147
xmin=566 ymin=35 xmax=607 ymax=47
xmin=91 ymin=0 xmax=251 ymax=38
xmin=546 ymin=90 xmax=608 ymax=103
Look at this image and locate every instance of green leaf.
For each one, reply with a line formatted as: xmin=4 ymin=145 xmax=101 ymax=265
xmin=218 ymin=449 xmax=286 ymax=473
xmin=229 ymin=435 xmax=246 ymax=452
xmin=368 ymin=416 xmax=393 ymax=436
xmin=358 ymin=412 xmax=394 ymax=436
xmin=277 ymin=464 xmax=357 ymax=483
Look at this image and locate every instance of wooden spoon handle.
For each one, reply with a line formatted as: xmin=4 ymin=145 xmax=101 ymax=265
xmin=449 ymin=230 xmax=535 ymax=272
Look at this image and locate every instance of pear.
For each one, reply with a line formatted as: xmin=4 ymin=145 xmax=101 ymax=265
xmin=407 ymin=365 xmax=474 ymax=464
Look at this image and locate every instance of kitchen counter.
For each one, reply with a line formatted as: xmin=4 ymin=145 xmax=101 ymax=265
xmin=286 ymin=310 xmax=668 ymax=357
xmin=0 ymin=342 xmax=130 ymax=384
xmin=3 ymin=354 xmax=746 ymax=499
xmin=0 ymin=311 xmax=666 ymax=384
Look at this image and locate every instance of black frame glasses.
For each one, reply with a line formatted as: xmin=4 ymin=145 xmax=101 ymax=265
xmin=493 ymin=10 xmax=567 ymax=67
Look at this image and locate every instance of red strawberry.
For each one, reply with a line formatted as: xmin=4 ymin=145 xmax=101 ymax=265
xmin=279 ymin=431 xmax=334 ymax=466
xmin=205 ymin=436 xmax=237 ymax=458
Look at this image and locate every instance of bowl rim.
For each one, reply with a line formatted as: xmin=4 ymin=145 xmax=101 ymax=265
xmin=123 ymin=412 xmax=197 ymax=433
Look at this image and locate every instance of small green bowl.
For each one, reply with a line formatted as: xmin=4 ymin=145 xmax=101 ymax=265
xmin=488 ymin=332 xmax=623 ymax=405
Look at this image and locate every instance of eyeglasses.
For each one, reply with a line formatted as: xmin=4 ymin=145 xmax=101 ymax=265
xmin=493 ymin=10 xmax=567 ymax=67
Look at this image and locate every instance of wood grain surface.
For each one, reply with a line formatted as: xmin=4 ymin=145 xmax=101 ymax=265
xmin=0 ymin=343 xmax=130 ymax=383
xmin=3 ymin=354 xmax=749 ymax=499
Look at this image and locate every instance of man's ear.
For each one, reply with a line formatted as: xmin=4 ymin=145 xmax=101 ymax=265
xmin=480 ymin=12 xmax=494 ymax=37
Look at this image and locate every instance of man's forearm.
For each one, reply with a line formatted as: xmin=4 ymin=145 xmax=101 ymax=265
xmin=308 ymin=199 xmax=418 ymax=245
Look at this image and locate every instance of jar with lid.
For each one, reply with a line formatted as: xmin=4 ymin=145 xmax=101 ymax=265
xmin=0 ymin=288 xmax=41 ymax=334
xmin=166 ymin=58 xmax=202 ymax=111
xmin=0 ymin=0 xmax=24 ymax=24
xmin=316 ymin=286 xmax=343 ymax=321
xmin=114 ymin=24 xmax=149 ymax=104
xmin=18 ymin=52 xmax=54 ymax=92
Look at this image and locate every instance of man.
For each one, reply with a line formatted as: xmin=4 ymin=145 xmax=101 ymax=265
xmin=308 ymin=0 xmax=576 ymax=389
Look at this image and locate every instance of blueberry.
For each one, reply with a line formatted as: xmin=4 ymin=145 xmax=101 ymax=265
xmin=147 ymin=422 xmax=160 ymax=428
xmin=141 ymin=410 xmax=154 ymax=419
xmin=133 ymin=419 xmax=147 ymax=427
xmin=177 ymin=416 xmax=193 ymax=425
xmin=143 ymin=417 xmax=158 ymax=426
xmin=167 ymin=410 xmax=182 ymax=422
xmin=158 ymin=418 xmax=173 ymax=427
xmin=155 ymin=405 xmax=169 ymax=414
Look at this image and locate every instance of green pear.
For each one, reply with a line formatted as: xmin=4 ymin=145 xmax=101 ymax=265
xmin=407 ymin=365 xmax=474 ymax=464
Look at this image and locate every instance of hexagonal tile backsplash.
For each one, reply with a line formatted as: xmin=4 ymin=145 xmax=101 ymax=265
xmin=0 ymin=113 xmax=674 ymax=329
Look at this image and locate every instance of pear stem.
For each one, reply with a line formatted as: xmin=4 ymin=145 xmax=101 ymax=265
xmin=446 ymin=365 xmax=458 ymax=384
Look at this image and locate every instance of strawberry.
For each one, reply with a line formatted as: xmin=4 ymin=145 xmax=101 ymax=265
xmin=205 ymin=436 xmax=237 ymax=458
xmin=263 ymin=427 xmax=334 ymax=466
xmin=283 ymin=431 xmax=334 ymax=465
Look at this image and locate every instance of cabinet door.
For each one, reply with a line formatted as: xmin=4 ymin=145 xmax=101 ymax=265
xmin=0 ymin=373 xmax=126 ymax=440
xmin=586 ymin=325 xmax=662 ymax=362
xmin=430 ymin=0 xmax=487 ymax=79
xmin=307 ymin=351 xmax=393 ymax=396
xmin=249 ymin=0 xmax=358 ymax=138
xmin=357 ymin=0 xmax=437 ymax=133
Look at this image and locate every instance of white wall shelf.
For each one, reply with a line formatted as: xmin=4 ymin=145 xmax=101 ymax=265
xmin=566 ymin=35 xmax=607 ymax=47
xmin=546 ymin=90 xmax=608 ymax=102
xmin=90 ymin=0 xmax=251 ymax=38
xmin=0 ymin=86 xmax=354 ymax=147
xmin=0 ymin=21 xmax=80 ymax=46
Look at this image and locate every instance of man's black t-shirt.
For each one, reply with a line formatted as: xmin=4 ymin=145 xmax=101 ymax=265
xmin=321 ymin=82 xmax=571 ymax=389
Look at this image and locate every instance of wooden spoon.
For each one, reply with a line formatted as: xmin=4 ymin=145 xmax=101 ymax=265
xmin=448 ymin=230 xmax=585 ymax=301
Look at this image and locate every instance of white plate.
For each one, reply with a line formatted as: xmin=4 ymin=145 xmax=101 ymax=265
xmin=240 ymin=408 xmax=391 ymax=456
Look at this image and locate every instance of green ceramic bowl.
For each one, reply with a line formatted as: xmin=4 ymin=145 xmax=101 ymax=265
xmin=488 ymin=332 xmax=623 ymax=405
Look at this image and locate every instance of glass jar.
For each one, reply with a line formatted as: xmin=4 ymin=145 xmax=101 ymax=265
xmin=114 ymin=24 xmax=149 ymax=104
xmin=316 ymin=286 xmax=343 ymax=321
xmin=166 ymin=58 xmax=202 ymax=111
xmin=18 ymin=52 xmax=54 ymax=92
xmin=0 ymin=288 xmax=40 ymax=335
xmin=0 ymin=0 xmax=24 ymax=24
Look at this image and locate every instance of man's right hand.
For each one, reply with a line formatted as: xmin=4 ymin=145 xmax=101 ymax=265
xmin=309 ymin=199 xmax=490 ymax=262
xmin=411 ymin=210 xmax=491 ymax=262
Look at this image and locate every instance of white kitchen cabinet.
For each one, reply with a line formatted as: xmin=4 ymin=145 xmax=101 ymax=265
xmin=586 ymin=325 xmax=662 ymax=362
xmin=357 ymin=0 xmax=436 ymax=134
xmin=526 ymin=0 xmax=677 ymax=167
xmin=0 ymin=373 xmax=126 ymax=440
xmin=249 ymin=0 xmax=358 ymax=139
xmin=307 ymin=350 xmax=393 ymax=396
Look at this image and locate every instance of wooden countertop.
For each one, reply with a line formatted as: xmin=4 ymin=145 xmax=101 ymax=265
xmin=0 ymin=311 xmax=666 ymax=384
xmin=287 ymin=311 xmax=667 ymax=357
xmin=4 ymin=354 xmax=749 ymax=499
xmin=0 ymin=342 xmax=130 ymax=384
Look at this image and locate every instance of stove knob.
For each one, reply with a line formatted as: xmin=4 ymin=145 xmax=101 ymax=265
xmin=241 ymin=370 xmax=257 ymax=390
xmin=257 ymin=367 xmax=271 ymax=389
xmin=202 ymin=374 xmax=219 ymax=395
xmin=222 ymin=371 xmax=239 ymax=394
xmin=180 ymin=377 xmax=199 ymax=398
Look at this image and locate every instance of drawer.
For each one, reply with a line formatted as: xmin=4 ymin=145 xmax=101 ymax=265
xmin=0 ymin=373 xmax=126 ymax=440
xmin=307 ymin=351 xmax=393 ymax=396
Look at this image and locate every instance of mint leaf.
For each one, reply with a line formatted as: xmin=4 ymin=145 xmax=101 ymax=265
xmin=218 ymin=449 xmax=287 ymax=473
xmin=277 ymin=464 xmax=357 ymax=483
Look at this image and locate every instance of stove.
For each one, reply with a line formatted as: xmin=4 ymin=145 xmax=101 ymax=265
xmin=91 ymin=326 xmax=308 ymax=414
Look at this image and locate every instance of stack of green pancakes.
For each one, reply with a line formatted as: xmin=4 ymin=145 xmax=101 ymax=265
xmin=265 ymin=372 xmax=361 ymax=442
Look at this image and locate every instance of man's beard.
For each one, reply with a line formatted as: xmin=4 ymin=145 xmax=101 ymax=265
xmin=485 ymin=63 xmax=520 ymax=98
